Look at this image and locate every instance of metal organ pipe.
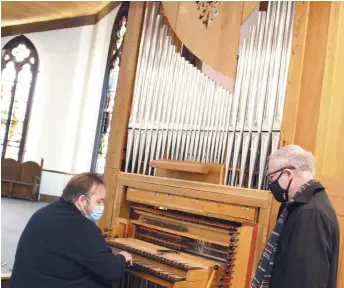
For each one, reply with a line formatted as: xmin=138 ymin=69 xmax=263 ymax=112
xmin=124 ymin=2 xmax=295 ymax=190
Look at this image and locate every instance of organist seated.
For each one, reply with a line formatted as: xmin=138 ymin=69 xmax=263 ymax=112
xmin=9 ymin=173 xmax=132 ymax=288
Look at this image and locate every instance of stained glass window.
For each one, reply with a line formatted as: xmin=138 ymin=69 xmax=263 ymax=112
xmin=91 ymin=2 xmax=130 ymax=174
xmin=1 ymin=35 xmax=39 ymax=162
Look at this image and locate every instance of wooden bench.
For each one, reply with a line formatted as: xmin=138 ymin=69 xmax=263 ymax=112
xmin=1 ymin=158 xmax=43 ymax=201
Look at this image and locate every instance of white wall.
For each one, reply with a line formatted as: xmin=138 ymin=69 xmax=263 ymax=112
xmin=72 ymin=8 xmax=119 ymax=173
xmin=39 ymin=171 xmax=73 ymax=198
xmin=1 ymin=7 xmax=119 ymax=176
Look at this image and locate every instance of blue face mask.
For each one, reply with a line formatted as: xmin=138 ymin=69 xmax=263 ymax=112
xmin=82 ymin=196 xmax=104 ymax=223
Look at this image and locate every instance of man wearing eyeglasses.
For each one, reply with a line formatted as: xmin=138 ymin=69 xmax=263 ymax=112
xmin=251 ymin=145 xmax=339 ymax=288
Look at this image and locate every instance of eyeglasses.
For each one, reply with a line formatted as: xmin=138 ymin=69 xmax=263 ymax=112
xmin=266 ymin=166 xmax=295 ymax=183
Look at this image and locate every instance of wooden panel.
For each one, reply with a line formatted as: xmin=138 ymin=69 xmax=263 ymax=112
xmin=280 ymin=1 xmax=309 ymax=147
xmin=293 ymin=2 xmax=331 ymax=152
xmin=98 ymin=167 xmax=119 ymax=232
xmin=39 ymin=194 xmax=59 ymax=203
xmin=1 ymin=1 xmax=110 ymax=27
xmin=338 ymin=216 xmax=344 ymax=288
xmin=162 ymin=1 xmax=180 ymax=30
xmin=151 ymin=160 xmax=212 ymax=174
xmin=20 ymin=161 xmax=40 ymax=182
xmin=153 ymin=160 xmax=224 ymax=184
xmin=95 ymin=2 xmax=121 ymax=22
xmin=127 ymin=188 xmax=257 ymax=222
xmin=12 ymin=183 xmax=34 ymax=200
xmin=155 ymin=169 xmax=223 ymax=185
xmin=1 ymin=159 xmax=20 ymax=180
xmin=162 ymin=2 xmax=243 ymax=78
xmin=314 ymin=3 xmax=344 ymax=184
xmin=254 ymin=206 xmax=271 ymax=272
xmin=1 ymin=2 xmax=120 ymax=37
xmin=119 ymin=172 xmax=272 ymax=209
xmin=231 ymin=226 xmax=254 ymax=288
xmin=313 ymin=2 xmax=344 ymax=287
xmin=281 ymin=2 xmax=331 ymax=152
xmin=241 ymin=1 xmax=259 ymax=24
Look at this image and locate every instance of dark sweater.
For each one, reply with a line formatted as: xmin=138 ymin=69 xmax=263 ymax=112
xmin=9 ymin=200 xmax=126 ymax=288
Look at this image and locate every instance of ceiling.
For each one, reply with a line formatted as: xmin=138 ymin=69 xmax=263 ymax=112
xmin=1 ymin=1 xmax=110 ymax=27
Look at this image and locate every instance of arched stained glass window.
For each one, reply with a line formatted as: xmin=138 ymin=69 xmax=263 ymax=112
xmin=1 ymin=35 xmax=39 ymax=162
xmin=91 ymin=2 xmax=130 ymax=174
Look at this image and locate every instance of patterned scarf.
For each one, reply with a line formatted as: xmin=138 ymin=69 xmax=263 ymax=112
xmin=251 ymin=179 xmax=316 ymax=288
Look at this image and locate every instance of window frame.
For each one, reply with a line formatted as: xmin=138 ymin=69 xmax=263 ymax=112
xmin=91 ymin=2 xmax=130 ymax=174
xmin=1 ymin=35 xmax=39 ymax=162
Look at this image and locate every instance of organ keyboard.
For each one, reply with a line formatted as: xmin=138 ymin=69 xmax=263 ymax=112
xmin=110 ymin=238 xmax=212 ymax=287
xmin=107 ymin=172 xmax=272 ymax=288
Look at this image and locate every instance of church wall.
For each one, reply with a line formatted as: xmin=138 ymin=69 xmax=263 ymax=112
xmin=1 ymin=6 xmax=119 ymax=197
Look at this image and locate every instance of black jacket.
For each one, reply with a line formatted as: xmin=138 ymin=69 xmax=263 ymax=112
xmin=270 ymin=182 xmax=340 ymax=288
xmin=9 ymin=200 xmax=126 ymax=288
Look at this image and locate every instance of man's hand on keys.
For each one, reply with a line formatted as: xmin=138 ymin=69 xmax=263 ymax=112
xmin=118 ymin=251 xmax=133 ymax=266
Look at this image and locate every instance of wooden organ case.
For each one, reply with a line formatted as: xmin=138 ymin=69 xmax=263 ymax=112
xmin=108 ymin=171 xmax=271 ymax=288
xmin=100 ymin=1 xmax=344 ymax=288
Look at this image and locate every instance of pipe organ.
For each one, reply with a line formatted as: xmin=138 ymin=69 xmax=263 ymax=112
xmin=107 ymin=1 xmax=292 ymax=287
xmin=124 ymin=2 xmax=295 ymax=190
xmin=99 ymin=1 xmax=344 ymax=288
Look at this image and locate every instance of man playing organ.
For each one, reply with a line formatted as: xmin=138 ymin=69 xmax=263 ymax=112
xmin=9 ymin=173 xmax=132 ymax=288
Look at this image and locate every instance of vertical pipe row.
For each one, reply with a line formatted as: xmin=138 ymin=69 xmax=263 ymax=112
xmin=124 ymin=2 xmax=295 ymax=191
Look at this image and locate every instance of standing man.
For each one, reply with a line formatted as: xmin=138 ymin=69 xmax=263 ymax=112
xmin=252 ymin=145 xmax=340 ymax=288
xmin=10 ymin=173 xmax=132 ymax=288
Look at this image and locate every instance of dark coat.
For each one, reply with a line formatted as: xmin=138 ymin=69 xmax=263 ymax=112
xmin=270 ymin=182 xmax=340 ymax=288
xmin=9 ymin=200 xmax=126 ymax=288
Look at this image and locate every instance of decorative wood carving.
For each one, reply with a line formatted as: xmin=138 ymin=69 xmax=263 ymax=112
xmin=195 ymin=1 xmax=222 ymax=28
xmin=162 ymin=1 xmax=243 ymax=78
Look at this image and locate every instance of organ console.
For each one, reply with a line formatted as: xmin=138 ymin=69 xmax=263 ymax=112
xmin=108 ymin=171 xmax=271 ymax=288
xmin=99 ymin=1 xmax=344 ymax=287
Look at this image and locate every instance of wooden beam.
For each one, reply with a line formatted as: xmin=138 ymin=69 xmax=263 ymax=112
xmin=98 ymin=2 xmax=146 ymax=231
xmin=118 ymin=172 xmax=272 ymax=208
xmin=95 ymin=1 xmax=121 ymax=23
xmin=314 ymin=2 xmax=344 ymax=286
xmin=1 ymin=2 xmax=120 ymax=37
xmin=281 ymin=1 xmax=331 ymax=152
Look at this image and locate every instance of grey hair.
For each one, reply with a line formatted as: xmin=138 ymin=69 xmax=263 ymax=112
xmin=268 ymin=145 xmax=315 ymax=176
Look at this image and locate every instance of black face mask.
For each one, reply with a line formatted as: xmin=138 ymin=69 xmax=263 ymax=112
xmin=268 ymin=172 xmax=293 ymax=203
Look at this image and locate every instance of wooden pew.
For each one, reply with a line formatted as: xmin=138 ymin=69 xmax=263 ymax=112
xmin=1 ymin=158 xmax=43 ymax=201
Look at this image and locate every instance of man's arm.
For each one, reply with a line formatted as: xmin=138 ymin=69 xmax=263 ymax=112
xmin=283 ymin=209 xmax=333 ymax=288
xmin=61 ymin=220 xmax=127 ymax=284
